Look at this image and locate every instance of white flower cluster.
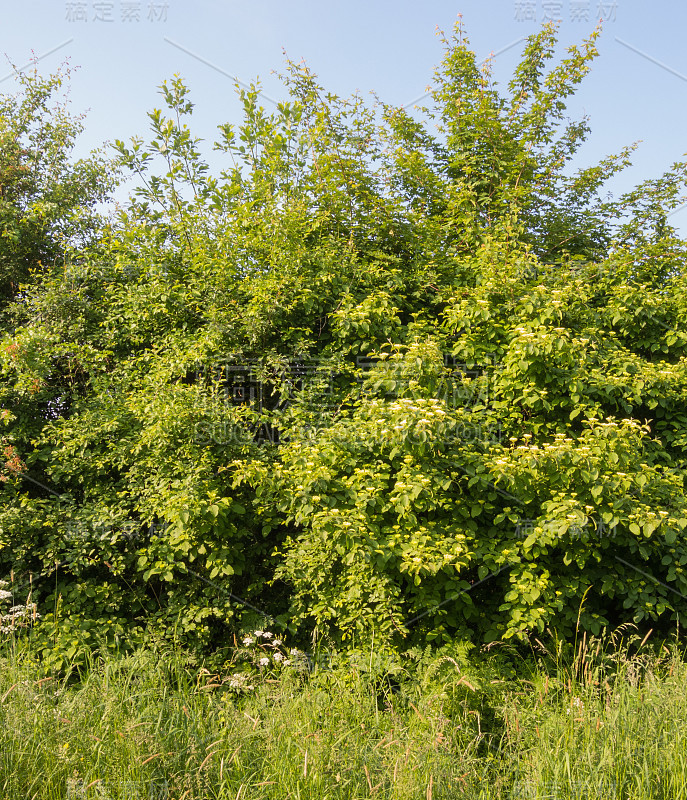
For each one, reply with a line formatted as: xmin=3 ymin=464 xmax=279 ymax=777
xmin=242 ymin=629 xmax=283 ymax=646
xmin=241 ymin=629 xmax=291 ymax=666
xmin=566 ymin=696 xmax=585 ymax=715
xmin=227 ymin=673 xmax=254 ymax=691
xmin=222 ymin=630 xmax=312 ymax=694
xmin=235 ymin=629 xmax=312 ymax=679
xmin=0 ymin=579 xmax=40 ymax=634
xmin=222 ymin=635 xmax=313 ymax=696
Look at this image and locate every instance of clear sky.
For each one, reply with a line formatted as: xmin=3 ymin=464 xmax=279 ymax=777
xmin=3 ymin=0 xmax=687 ymax=228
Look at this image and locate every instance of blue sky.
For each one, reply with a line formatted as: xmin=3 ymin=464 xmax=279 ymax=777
xmin=3 ymin=0 xmax=687 ymax=227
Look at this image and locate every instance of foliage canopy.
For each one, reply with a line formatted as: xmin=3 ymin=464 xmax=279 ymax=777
xmin=1 ymin=23 xmax=687 ymax=664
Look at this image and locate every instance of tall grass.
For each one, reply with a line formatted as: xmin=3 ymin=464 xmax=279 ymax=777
xmin=501 ymin=629 xmax=687 ymax=799
xmin=2 ymin=630 xmax=687 ymax=799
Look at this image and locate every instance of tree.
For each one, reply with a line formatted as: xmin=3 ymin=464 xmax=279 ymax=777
xmin=0 ymin=63 xmax=115 ymax=312
xmin=1 ymin=23 xmax=686 ymax=663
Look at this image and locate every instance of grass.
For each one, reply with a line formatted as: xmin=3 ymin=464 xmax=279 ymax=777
xmin=2 ymin=630 xmax=687 ymax=798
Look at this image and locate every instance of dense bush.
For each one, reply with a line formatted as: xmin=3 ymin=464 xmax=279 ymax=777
xmin=1 ymin=22 xmax=686 ymax=663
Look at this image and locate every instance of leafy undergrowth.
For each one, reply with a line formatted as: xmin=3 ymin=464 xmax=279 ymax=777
xmin=1 ymin=630 xmax=687 ymax=799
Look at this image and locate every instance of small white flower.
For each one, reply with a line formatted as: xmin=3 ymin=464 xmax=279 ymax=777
xmin=242 ymin=636 xmax=255 ymax=646
xmin=258 ymin=657 xmax=270 ymax=666
xmin=254 ymin=630 xmax=264 ymax=637
xmin=262 ymin=631 xmax=274 ymax=639
xmin=0 ymin=590 xmax=12 ymax=601
xmin=228 ymin=673 xmax=254 ymax=690
xmin=273 ymin=652 xmax=284 ymax=662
